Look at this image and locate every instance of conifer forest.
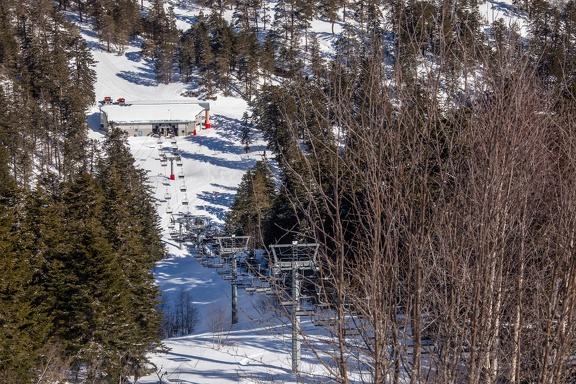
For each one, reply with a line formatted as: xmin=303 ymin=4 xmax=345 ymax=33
xmin=3 ymin=0 xmax=576 ymax=382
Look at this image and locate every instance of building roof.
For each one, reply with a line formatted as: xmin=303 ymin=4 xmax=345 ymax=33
xmin=100 ymin=101 xmax=208 ymax=124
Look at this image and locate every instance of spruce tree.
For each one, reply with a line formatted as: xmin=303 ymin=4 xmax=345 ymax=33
xmin=97 ymin=127 xmax=164 ymax=380
xmin=0 ymin=147 xmax=48 ymax=382
xmin=226 ymin=160 xmax=277 ymax=247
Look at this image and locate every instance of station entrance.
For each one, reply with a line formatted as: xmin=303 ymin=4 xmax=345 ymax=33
xmin=153 ymin=124 xmax=178 ymax=136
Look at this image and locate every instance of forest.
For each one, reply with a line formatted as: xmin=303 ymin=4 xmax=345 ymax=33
xmin=2 ymin=0 xmax=576 ymax=382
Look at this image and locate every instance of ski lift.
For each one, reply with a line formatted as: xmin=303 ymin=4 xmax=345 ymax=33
xmin=166 ymin=205 xmax=173 ymax=214
xmin=160 ymin=158 xmax=167 ymax=167
xmin=170 ymin=137 xmax=177 ymax=145
xmin=168 ymin=220 xmax=175 ymax=229
xmin=180 ymin=183 xmax=187 ymax=192
xmin=182 ymin=195 xmax=189 ymax=205
xmin=178 ymin=171 xmax=185 ymax=179
xmin=164 ymin=190 xmax=172 ymax=200
xmin=162 ymin=178 xmax=170 ymax=186
xmin=176 ymin=157 xmax=183 ymax=167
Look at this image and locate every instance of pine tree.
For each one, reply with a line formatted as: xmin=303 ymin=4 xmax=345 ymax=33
xmin=0 ymin=147 xmax=49 ymax=382
xmin=97 ymin=127 xmax=164 ymax=380
xmin=179 ymin=29 xmax=196 ymax=82
xmin=212 ymin=16 xmax=234 ymax=95
xmin=259 ymin=35 xmax=276 ymax=83
xmin=309 ymin=33 xmax=325 ymax=80
xmin=226 ymin=160 xmax=277 ymax=247
xmin=198 ymin=29 xmax=217 ymax=98
xmin=236 ymin=30 xmax=260 ymax=99
xmin=240 ymin=111 xmax=252 ymax=152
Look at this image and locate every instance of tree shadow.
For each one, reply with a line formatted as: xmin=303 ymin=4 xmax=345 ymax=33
xmin=86 ymin=111 xmax=102 ymax=132
xmin=486 ymin=0 xmax=526 ymax=18
xmin=116 ymin=69 xmax=158 ymax=87
xmin=125 ymin=51 xmax=142 ymax=62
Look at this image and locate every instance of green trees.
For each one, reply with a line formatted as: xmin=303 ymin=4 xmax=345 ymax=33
xmin=0 ymin=148 xmax=48 ymax=383
xmin=142 ymin=0 xmax=179 ymax=83
xmin=226 ymin=160 xmax=277 ymax=248
xmin=0 ymin=129 xmax=164 ymax=382
xmin=0 ymin=3 xmax=164 ymax=379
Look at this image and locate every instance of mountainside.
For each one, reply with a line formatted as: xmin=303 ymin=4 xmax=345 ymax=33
xmin=3 ymin=0 xmax=576 ymax=383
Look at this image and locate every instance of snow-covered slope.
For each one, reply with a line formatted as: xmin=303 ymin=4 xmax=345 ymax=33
xmin=81 ymin=7 xmax=314 ymax=384
xmin=82 ymin=1 xmax=528 ymax=382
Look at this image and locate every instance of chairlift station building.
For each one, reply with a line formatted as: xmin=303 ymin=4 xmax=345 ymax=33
xmin=99 ymin=98 xmax=211 ymax=137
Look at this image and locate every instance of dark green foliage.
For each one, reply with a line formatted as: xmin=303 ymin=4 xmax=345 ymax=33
xmin=236 ymin=30 xmax=260 ymax=99
xmin=179 ymin=29 xmax=197 ymax=82
xmin=241 ymin=111 xmax=252 ymax=152
xmin=0 ymin=0 xmax=96 ymax=183
xmin=97 ymin=127 xmax=164 ymax=380
xmin=88 ymin=0 xmax=141 ymax=53
xmin=0 ymin=147 xmax=48 ymax=383
xmin=226 ymin=160 xmax=277 ymax=247
xmin=142 ymin=0 xmax=179 ymax=83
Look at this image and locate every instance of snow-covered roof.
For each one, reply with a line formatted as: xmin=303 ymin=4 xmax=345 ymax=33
xmin=100 ymin=101 xmax=207 ymax=124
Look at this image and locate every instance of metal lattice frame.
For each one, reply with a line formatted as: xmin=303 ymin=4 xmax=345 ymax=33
xmin=270 ymin=242 xmax=319 ymax=270
xmin=216 ymin=235 xmax=251 ymax=254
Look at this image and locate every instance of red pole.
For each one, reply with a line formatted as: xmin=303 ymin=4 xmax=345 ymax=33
xmin=205 ymin=110 xmax=210 ymax=129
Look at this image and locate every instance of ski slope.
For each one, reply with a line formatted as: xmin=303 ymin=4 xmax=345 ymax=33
xmin=81 ymin=0 xmax=526 ymax=381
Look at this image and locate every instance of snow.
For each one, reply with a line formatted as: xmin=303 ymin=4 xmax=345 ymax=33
xmin=82 ymin=6 xmax=321 ymax=383
xmin=99 ymin=102 xmax=205 ymax=125
xmin=479 ymin=0 xmax=529 ymax=35
xmin=80 ymin=1 xmax=527 ymax=382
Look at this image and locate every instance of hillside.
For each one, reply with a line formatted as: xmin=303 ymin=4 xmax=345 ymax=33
xmin=3 ymin=0 xmax=576 ymax=382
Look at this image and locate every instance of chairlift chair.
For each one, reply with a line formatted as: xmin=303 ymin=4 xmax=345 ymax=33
xmin=178 ymin=171 xmax=185 ymax=179
xmin=180 ymin=183 xmax=187 ymax=192
xmin=164 ymin=190 xmax=172 ymax=200
xmin=182 ymin=195 xmax=189 ymax=205
xmin=160 ymin=158 xmax=167 ymax=167
xmin=176 ymin=158 xmax=183 ymax=167
xmin=166 ymin=205 xmax=173 ymax=214
xmin=162 ymin=178 xmax=170 ymax=186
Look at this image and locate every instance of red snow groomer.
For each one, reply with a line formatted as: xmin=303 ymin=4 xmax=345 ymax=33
xmin=117 ymin=97 xmax=126 ymax=105
xmin=103 ymin=96 xmax=112 ymax=104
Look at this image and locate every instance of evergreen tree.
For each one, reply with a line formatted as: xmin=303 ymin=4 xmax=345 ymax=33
xmin=179 ymin=29 xmax=196 ymax=82
xmin=212 ymin=15 xmax=234 ymax=95
xmin=259 ymin=35 xmax=276 ymax=83
xmin=236 ymin=30 xmax=260 ymax=99
xmin=240 ymin=111 xmax=252 ymax=152
xmin=309 ymin=33 xmax=326 ymax=80
xmin=97 ymin=127 xmax=164 ymax=380
xmin=0 ymin=147 xmax=48 ymax=382
xmin=226 ymin=160 xmax=277 ymax=247
xmin=154 ymin=5 xmax=179 ymax=83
